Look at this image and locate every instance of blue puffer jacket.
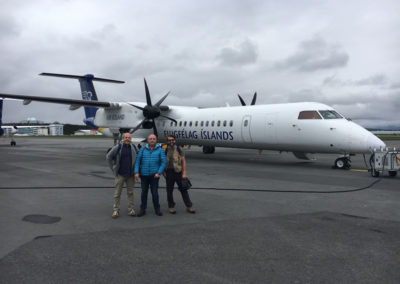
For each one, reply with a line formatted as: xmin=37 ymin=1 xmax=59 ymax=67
xmin=134 ymin=143 xmax=166 ymax=176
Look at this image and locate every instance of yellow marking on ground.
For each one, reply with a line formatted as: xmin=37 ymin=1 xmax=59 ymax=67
xmin=351 ymin=169 xmax=368 ymax=172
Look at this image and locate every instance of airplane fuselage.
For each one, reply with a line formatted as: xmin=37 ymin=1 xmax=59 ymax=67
xmin=94 ymin=102 xmax=385 ymax=154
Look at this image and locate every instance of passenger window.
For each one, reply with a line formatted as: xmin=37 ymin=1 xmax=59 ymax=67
xmin=206 ymin=121 xmax=209 ymax=127
xmin=200 ymin=121 xmax=204 ymax=127
xmin=298 ymin=111 xmax=322 ymax=119
xmin=195 ymin=121 xmax=198 ymax=127
xmin=230 ymin=120 xmax=233 ymax=127
xmin=244 ymin=120 xmax=248 ymax=127
xmin=319 ymin=110 xmax=343 ymax=119
xmin=223 ymin=120 xmax=227 ymax=127
xmin=179 ymin=121 xmax=182 ymax=127
xmin=189 ymin=121 xmax=192 ymax=127
xmin=170 ymin=121 xmax=173 ymax=127
xmin=211 ymin=121 xmax=215 ymax=127
xmin=184 ymin=121 xmax=187 ymax=126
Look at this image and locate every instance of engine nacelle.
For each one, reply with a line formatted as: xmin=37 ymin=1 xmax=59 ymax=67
xmin=142 ymin=119 xmax=154 ymax=129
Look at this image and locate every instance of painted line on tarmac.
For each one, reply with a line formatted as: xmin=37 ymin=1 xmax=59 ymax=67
xmin=351 ymin=169 xmax=368 ymax=172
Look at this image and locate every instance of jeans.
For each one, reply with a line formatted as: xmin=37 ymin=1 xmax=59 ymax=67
xmin=165 ymin=169 xmax=193 ymax=208
xmin=140 ymin=175 xmax=160 ymax=211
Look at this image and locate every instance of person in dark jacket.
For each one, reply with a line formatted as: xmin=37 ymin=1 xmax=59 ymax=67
xmin=134 ymin=134 xmax=166 ymax=216
xmin=163 ymin=135 xmax=195 ymax=214
xmin=106 ymin=132 xmax=137 ymax=219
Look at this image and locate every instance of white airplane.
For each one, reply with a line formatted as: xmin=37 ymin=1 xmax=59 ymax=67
xmin=0 ymin=73 xmax=386 ymax=169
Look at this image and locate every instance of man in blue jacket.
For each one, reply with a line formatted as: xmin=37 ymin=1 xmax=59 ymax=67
xmin=134 ymin=134 xmax=166 ymax=216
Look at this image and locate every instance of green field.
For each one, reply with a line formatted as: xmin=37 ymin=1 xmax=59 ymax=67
xmin=376 ymin=134 xmax=400 ymax=141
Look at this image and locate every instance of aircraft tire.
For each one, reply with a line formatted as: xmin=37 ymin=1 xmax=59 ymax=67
xmin=10 ymin=141 xmax=16 ymax=146
xmin=202 ymin=146 xmax=215 ymax=154
xmin=334 ymin=157 xmax=349 ymax=169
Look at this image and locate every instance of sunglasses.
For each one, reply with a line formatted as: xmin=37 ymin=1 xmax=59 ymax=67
xmin=167 ymin=139 xmax=175 ymax=142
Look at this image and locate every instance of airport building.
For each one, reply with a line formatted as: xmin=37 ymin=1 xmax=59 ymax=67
xmin=13 ymin=124 xmax=64 ymax=136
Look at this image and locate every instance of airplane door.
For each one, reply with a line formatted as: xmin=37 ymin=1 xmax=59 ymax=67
xmin=241 ymin=115 xmax=252 ymax=143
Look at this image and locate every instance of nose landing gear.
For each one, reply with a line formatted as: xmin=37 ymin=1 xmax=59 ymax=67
xmin=333 ymin=157 xmax=351 ymax=169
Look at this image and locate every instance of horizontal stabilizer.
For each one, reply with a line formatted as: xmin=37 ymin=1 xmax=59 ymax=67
xmin=0 ymin=93 xmax=115 ymax=108
xmin=40 ymin=73 xmax=125 ymax=84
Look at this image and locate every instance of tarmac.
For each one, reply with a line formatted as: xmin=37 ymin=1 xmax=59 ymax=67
xmin=0 ymin=137 xmax=399 ymax=283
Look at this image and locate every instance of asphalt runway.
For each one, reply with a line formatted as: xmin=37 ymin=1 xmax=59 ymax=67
xmin=0 ymin=137 xmax=399 ymax=283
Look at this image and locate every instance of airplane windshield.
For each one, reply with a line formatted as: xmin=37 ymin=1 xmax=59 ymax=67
xmin=318 ymin=110 xmax=343 ymax=119
xmin=298 ymin=111 xmax=322 ymax=119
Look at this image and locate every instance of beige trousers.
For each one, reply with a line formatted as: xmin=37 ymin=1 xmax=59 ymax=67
xmin=113 ymin=175 xmax=135 ymax=211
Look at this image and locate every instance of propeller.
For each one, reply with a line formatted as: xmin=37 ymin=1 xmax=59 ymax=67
xmin=237 ymin=92 xmax=257 ymax=106
xmin=128 ymin=78 xmax=177 ymax=136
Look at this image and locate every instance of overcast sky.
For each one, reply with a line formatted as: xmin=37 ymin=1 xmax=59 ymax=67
xmin=1 ymin=0 xmax=399 ymax=128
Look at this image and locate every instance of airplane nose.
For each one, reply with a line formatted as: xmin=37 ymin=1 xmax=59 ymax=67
xmin=367 ymin=133 xmax=386 ymax=151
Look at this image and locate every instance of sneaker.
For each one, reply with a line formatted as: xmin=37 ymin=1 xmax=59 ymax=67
xmin=137 ymin=210 xmax=146 ymax=217
xmin=112 ymin=211 xmax=119 ymax=219
xmin=169 ymin=208 xmax=176 ymax=214
xmin=128 ymin=209 xmax=136 ymax=216
xmin=155 ymin=210 xmax=163 ymax=216
xmin=186 ymin=207 xmax=196 ymax=214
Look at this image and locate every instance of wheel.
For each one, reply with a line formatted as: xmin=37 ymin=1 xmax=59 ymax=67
xmin=10 ymin=141 xmax=16 ymax=146
xmin=334 ymin=157 xmax=350 ymax=169
xmin=388 ymin=171 xmax=397 ymax=177
xmin=371 ymin=168 xmax=380 ymax=177
xmin=202 ymin=146 xmax=215 ymax=154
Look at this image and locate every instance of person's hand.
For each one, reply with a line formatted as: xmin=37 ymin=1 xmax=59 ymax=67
xmin=182 ymin=173 xmax=187 ymax=179
xmin=154 ymin=173 xmax=160 ymax=179
xmin=134 ymin=173 xmax=140 ymax=181
xmin=162 ymin=172 xmax=166 ymax=178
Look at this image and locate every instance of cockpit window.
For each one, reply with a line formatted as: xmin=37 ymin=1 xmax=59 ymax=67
xmin=318 ymin=110 xmax=343 ymax=119
xmin=298 ymin=111 xmax=322 ymax=119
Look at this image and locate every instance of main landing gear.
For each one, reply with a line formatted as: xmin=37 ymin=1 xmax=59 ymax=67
xmin=202 ymin=146 xmax=215 ymax=154
xmin=10 ymin=139 xmax=16 ymax=146
xmin=333 ymin=156 xmax=351 ymax=169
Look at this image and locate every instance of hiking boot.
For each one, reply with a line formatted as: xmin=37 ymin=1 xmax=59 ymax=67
xmin=186 ymin=207 xmax=196 ymax=214
xmin=128 ymin=209 xmax=136 ymax=216
xmin=112 ymin=210 xmax=119 ymax=219
xmin=137 ymin=210 xmax=146 ymax=217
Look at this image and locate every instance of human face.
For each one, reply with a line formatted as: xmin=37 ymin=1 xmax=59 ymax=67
xmin=167 ymin=136 xmax=176 ymax=146
xmin=147 ymin=134 xmax=157 ymax=147
xmin=122 ymin=133 xmax=132 ymax=144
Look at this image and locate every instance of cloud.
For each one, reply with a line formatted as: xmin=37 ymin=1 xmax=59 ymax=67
xmin=323 ymin=73 xmax=388 ymax=87
xmin=216 ymin=39 xmax=258 ymax=66
xmin=276 ymin=35 xmax=349 ymax=72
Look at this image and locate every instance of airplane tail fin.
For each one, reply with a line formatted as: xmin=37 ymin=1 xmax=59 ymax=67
xmin=40 ymin=73 xmax=124 ymax=128
xmin=0 ymin=99 xmax=4 ymax=136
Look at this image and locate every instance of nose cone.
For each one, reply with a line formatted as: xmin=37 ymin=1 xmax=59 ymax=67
xmin=367 ymin=133 xmax=386 ymax=151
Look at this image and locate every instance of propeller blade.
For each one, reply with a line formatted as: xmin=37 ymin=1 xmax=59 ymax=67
xmin=238 ymin=94 xmax=246 ymax=106
xmin=130 ymin=120 xmax=145 ymax=134
xmin=251 ymin=92 xmax=257 ymax=105
xmin=160 ymin=114 xmax=177 ymax=123
xmin=128 ymin=103 xmax=144 ymax=111
xmin=144 ymin=78 xmax=152 ymax=106
xmin=152 ymin=120 xmax=158 ymax=137
xmin=154 ymin=91 xmax=171 ymax=107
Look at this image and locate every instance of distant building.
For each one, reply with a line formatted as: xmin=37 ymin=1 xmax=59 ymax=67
xmin=12 ymin=124 xmax=63 ymax=136
xmin=49 ymin=124 xmax=64 ymax=136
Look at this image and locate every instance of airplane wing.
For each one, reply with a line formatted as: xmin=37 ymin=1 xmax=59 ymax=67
xmin=0 ymin=93 xmax=115 ymax=108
